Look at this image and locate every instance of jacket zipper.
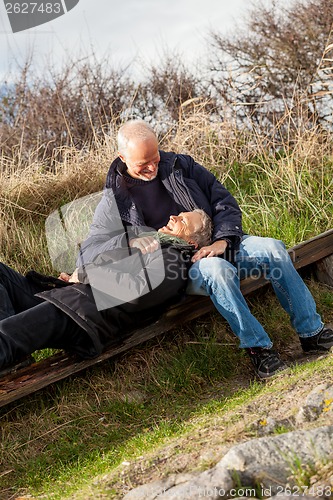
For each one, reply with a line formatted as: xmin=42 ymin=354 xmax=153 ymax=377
xmin=169 ymin=159 xmax=197 ymax=211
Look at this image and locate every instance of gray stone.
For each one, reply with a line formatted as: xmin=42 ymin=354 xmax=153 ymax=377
xmin=296 ymin=384 xmax=333 ymax=423
xmin=218 ymin=425 xmax=333 ymax=495
xmin=158 ymin=466 xmax=233 ymax=499
xmin=257 ymin=416 xmax=278 ymax=435
xmin=123 ymin=465 xmax=234 ymax=499
xmin=267 ymin=497 xmax=320 ymax=500
xmin=122 ymin=473 xmax=196 ymax=500
xmin=123 ymin=426 xmax=333 ymax=500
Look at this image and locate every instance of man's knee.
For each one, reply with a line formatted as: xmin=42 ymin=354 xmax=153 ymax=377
xmin=261 ymin=237 xmax=286 ymax=253
xmin=242 ymin=236 xmax=288 ymax=261
xmin=189 ymin=257 xmax=237 ymax=283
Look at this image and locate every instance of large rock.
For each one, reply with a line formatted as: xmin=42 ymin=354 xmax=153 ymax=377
xmin=122 ymin=466 xmax=233 ymax=499
xmin=218 ymin=425 xmax=333 ymax=494
xmin=123 ymin=425 xmax=333 ymax=499
xmin=296 ymin=384 xmax=333 ymax=423
xmin=122 ymin=474 xmax=196 ymax=500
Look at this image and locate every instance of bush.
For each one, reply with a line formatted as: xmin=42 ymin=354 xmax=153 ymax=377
xmin=208 ymin=0 xmax=333 ymax=133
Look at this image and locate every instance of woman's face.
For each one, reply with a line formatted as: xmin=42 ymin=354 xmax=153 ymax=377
xmin=158 ymin=212 xmax=202 ymax=245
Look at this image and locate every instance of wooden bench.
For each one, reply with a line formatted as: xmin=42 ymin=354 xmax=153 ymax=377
xmin=1 ymin=229 xmax=333 ymax=408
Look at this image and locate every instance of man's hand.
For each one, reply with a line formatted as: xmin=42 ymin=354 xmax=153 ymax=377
xmin=129 ymin=236 xmax=159 ymax=254
xmin=191 ymin=240 xmax=228 ymax=263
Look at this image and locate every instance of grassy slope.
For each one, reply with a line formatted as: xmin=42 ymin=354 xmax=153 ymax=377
xmin=1 ymin=282 xmax=333 ymax=499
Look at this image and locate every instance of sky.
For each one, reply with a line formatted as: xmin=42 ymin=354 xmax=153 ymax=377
xmin=0 ymin=0 xmax=250 ymax=80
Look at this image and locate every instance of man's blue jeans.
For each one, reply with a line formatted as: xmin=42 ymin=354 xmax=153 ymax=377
xmin=186 ymin=235 xmax=323 ymax=348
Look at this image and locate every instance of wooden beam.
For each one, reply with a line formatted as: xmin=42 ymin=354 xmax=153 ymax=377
xmin=314 ymin=254 xmax=333 ymax=287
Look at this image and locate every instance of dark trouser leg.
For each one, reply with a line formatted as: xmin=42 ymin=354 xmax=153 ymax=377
xmin=0 ymin=262 xmax=45 ymax=320
xmin=0 ymin=301 xmax=92 ymax=369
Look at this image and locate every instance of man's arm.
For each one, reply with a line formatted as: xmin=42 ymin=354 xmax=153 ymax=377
xmin=129 ymin=236 xmax=159 ymax=254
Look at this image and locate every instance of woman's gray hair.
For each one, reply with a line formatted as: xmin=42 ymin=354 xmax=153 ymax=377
xmin=191 ymin=209 xmax=213 ymax=248
xmin=117 ymin=120 xmax=157 ymax=154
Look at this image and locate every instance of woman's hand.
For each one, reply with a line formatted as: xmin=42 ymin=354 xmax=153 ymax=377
xmin=58 ymin=272 xmax=70 ymax=281
xmin=129 ymin=236 xmax=159 ymax=254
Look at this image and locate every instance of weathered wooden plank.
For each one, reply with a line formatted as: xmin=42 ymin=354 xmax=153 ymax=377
xmin=314 ymin=254 xmax=333 ymax=287
xmin=1 ymin=229 xmax=333 ymax=408
xmin=291 ymin=228 xmax=333 ymax=268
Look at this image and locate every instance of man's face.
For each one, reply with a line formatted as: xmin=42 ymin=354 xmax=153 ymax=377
xmin=158 ymin=212 xmax=202 ymax=246
xmin=119 ymin=137 xmax=160 ymax=181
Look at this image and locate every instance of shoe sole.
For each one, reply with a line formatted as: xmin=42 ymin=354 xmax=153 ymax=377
xmin=256 ymin=364 xmax=289 ymax=380
xmin=302 ymin=346 xmax=333 ymax=354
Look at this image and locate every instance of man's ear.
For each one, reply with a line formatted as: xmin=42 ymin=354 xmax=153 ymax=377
xmin=118 ymin=151 xmax=126 ymax=164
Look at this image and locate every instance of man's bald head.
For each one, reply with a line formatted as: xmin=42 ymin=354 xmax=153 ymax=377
xmin=117 ymin=120 xmax=160 ymax=181
xmin=117 ymin=120 xmax=157 ymax=155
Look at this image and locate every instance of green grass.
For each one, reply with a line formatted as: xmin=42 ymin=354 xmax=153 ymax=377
xmin=224 ymin=158 xmax=333 ymax=246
